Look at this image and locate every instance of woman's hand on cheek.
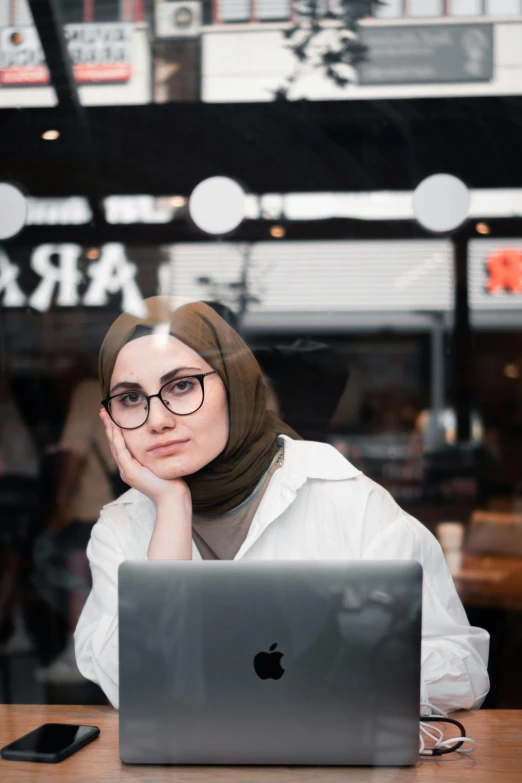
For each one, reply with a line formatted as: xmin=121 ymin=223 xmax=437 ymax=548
xmin=99 ymin=409 xmax=191 ymax=509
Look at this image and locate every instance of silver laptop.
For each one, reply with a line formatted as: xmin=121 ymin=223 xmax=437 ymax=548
xmin=118 ymin=560 xmax=422 ymax=766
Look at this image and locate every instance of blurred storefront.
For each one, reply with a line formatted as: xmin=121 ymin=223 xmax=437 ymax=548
xmin=202 ymin=1 xmax=522 ymax=101
xmin=2 ymin=233 xmax=521 ymax=515
xmin=3 ymin=1 xmax=522 ymax=106
xmin=0 ymin=1 xmax=153 ymax=106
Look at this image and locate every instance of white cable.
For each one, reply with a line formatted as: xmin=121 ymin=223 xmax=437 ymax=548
xmin=419 ymin=721 xmax=444 ymax=754
xmin=420 ymin=721 xmax=444 ymax=741
xmin=420 ymin=723 xmax=444 ymax=745
xmin=419 ymin=715 xmax=476 ymax=756
xmin=437 ymin=736 xmax=477 ymax=753
xmin=419 ymin=736 xmax=476 ymax=756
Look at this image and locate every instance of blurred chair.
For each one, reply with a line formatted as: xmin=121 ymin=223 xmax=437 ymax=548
xmin=466 ymin=511 xmax=522 ymax=557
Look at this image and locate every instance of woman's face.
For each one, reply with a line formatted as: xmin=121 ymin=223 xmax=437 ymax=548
xmin=108 ymin=335 xmax=229 ymax=479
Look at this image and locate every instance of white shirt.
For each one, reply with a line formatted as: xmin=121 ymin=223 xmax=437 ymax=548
xmin=74 ymin=435 xmax=489 ymax=713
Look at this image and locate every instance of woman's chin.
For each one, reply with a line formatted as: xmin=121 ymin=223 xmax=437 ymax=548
xmin=147 ymin=457 xmax=188 ymax=481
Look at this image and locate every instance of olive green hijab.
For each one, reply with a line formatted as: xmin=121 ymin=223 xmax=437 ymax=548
xmin=99 ymin=297 xmax=299 ymax=515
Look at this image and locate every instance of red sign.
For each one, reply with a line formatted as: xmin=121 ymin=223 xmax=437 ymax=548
xmin=486 ymin=249 xmax=522 ymax=294
xmin=0 ymin=63 xmax=132 ymax=86
xmin=0 ymin=23 xmax=133 ymax=87
xmin=0 ymin=65 xmax=47 ymax=85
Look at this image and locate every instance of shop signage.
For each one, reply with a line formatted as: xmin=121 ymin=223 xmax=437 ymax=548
xmin=24 ymin=196 xmax=180 ymax=226
xmin=358 ymin=23 xmax=493 ymax=85
xmin=170 ymin=239 xmax=453 ymax=313
xmin=469 ymin=240 xmax=522 ymax=313
xmin=0 ymin=243 xmax=146 ymax=316
xmin=0 ymin=23 xmax=133 ymax=86
xmin=486 ymin=248 xmax=522 ymax=294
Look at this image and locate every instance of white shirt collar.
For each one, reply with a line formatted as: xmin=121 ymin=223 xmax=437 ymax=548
xmin=278 ymin=435 xmax=360 ymax=484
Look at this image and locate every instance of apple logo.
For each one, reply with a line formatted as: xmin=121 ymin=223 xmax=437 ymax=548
xmin=253 ymin=643 xmax=285 ymax=680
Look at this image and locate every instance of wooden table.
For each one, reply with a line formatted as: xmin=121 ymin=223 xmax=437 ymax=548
xmin=451 ymin=553 xmax=522 ymax=708
xmin=453 ymin=552 xmax=522 ymax=611
xmin=1 ymin=705 xmax=521 ymax=782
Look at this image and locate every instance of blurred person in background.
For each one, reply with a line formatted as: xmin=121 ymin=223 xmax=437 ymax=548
xmin=75 ymin=298 xmax=489 ymax=714
xmin=0 ymin=374 xmax=39 ymax=654
xmin=253 ymin=339 xmax=350 ymax=442
xmin=34 ymin=364 xmax=124 ymax=685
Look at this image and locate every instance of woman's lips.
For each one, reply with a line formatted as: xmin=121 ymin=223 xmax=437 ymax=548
xmin=149 ymin=440 xmax=188 ymax=456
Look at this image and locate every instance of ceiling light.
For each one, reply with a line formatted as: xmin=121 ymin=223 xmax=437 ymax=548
xmin=189 ymin=177 xmax=245 ymax=235
xmin=270 ymin=225 xmax=286 ymax=238
xmin=0 ymin=182 xmax=27 ymax=240
xmin=476 ymin=222 xmax=491 ymax=235
xmin=413 ymin=174 xmax=470 ymax=233
xmin=504 ymin=364 xmax=519 ymax=379
xmin=42 ymin=130 xmax=60 ymax=141
xmin=169 ymin=196 xmax=187 ymax=208
xmin=85 ymin=248 xmax=100 ymax=260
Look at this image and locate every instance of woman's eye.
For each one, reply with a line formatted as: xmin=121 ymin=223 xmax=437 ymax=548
xmin=121 ymin=393 xmax=143 ymax=406
xmin=173 ymin=380 xmax=193 ymax=393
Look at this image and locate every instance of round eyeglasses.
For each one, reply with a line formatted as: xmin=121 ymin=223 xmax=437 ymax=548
xmin=102 ymin=371 xmax=218 ymax=430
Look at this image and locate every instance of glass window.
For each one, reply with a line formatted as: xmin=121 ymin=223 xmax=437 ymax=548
xmin=2 ymin=0 xmax=522 ymax=726
xmin=486 ymin=0 xmax=521 ymax=15
xmin=201 ymin=0 xmax=214 ymax=24
xmin=219 ymin=0 xmax=252 ymax=22
xmin=449 ymin=0 xmax=484 ymax=15
xmin=374 ymin=0 xmax=405 ymax=18
xmin=409 ymin=0 xmax=444 ymax=16
xmin=58 ymin=1 xmax=85 ymax=25
xmin=93 ymin=0 xmax=120 ymax=23
xmin=257 ymin=0 xmax=292 ymax=20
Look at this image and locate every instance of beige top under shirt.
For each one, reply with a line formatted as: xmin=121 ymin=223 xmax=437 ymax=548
xmin=192 ymin=446 xmax=283 ymax=560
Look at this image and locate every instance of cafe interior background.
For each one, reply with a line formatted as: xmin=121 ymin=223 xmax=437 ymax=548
xmin=1 ymin=0 xmax=522 ymax=708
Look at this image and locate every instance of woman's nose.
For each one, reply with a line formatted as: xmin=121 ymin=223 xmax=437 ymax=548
xmin=147 ymin=395 xmax=176 ymax=430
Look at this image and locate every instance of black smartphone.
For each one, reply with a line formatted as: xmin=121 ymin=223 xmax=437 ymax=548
xmin=1 ymin=723 xmax=100 ymax=763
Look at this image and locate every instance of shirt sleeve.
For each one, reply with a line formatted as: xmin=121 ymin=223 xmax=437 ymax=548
xmin=361 ymin=484 xmax=490 ymax=716
xmin=74 ymin=511 xmax=135 ymax=709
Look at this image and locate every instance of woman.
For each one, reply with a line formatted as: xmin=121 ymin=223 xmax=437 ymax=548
xmin=74 ymin=297 xmax=489 ymax=713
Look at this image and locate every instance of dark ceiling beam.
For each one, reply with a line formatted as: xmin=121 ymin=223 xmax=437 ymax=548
xmin=26 ymin=0 xmax=105 ymax=225
xmin=2 ymin=96 xmax=522 ymax=197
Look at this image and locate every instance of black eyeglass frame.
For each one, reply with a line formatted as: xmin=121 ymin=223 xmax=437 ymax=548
xmin=101 ymin=371 xmax=218 ymax=430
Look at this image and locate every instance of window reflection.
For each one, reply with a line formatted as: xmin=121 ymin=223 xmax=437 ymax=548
xmin=0 ymin=0 xmax=521 ymax=716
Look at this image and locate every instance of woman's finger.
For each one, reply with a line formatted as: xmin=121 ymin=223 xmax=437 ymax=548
xmin=99 ymin=409 xmax=158 ymax=495
xmin=99 ymin=409 xmax=113 ymax=440
xmin=100 ymin=410 xmax=116 ymax=451
xmin=110 ymin=424 xmax=140 ymax=480
xmin=99 ymin=411 xmax=123 ymax=473
xmin=107 ymin=424 xmax=127 ymax=469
